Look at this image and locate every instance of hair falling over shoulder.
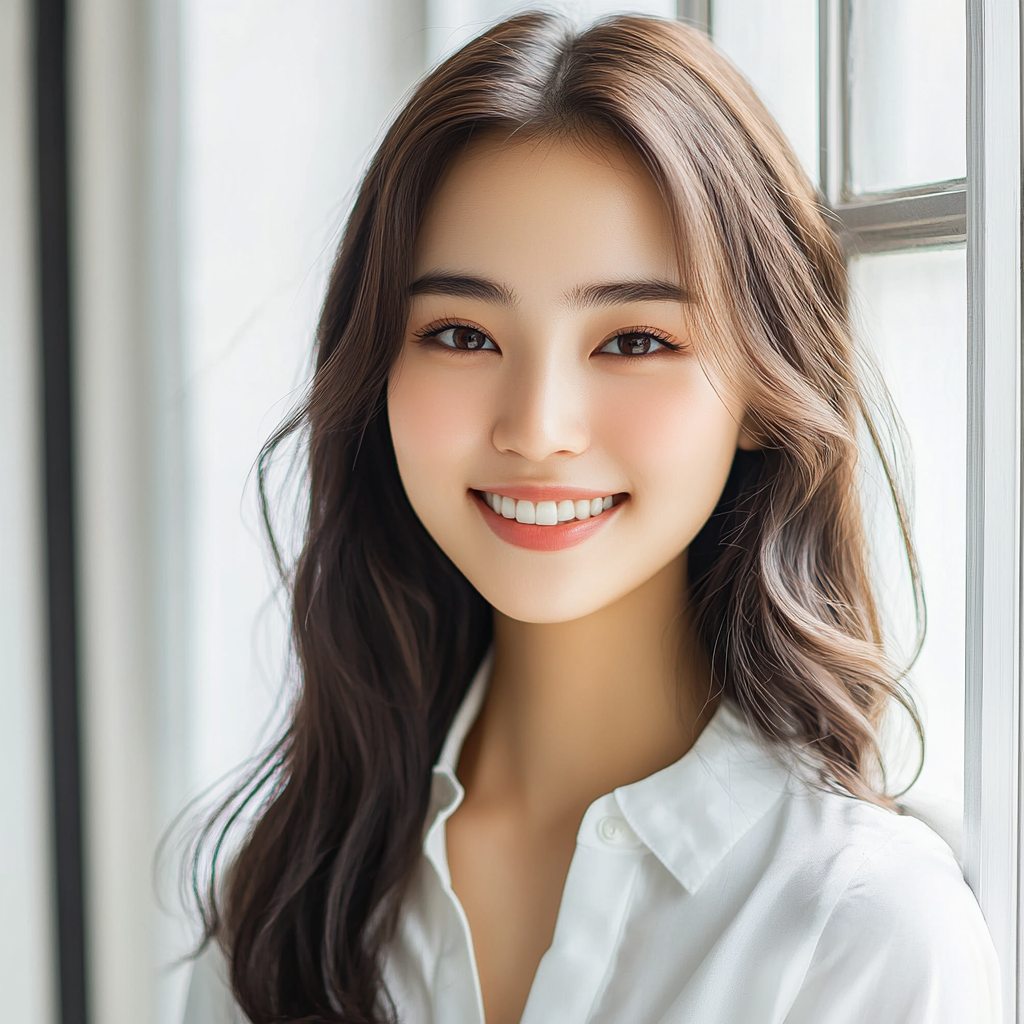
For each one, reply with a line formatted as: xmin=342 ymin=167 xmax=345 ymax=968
xmin=189 ymin=12 xmax=924 ymax=1023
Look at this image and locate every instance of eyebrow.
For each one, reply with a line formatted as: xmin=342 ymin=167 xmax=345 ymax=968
xmin=409 ymin=273 xmax=518 ymax=307
xmin=564 ymin=279 xmax=689 ymax=309
xmin=409 ymin=272 xmax=687 ymax=310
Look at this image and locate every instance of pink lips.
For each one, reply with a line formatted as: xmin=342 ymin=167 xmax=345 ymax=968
xmin=472 ymin=489 xmax=627 ymax=551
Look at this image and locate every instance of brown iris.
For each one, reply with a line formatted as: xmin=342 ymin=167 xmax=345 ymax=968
xmin=616 ymin=332 xmax=654 ymax=355
xmin=452 ymin=327 xmax=489 ymax=350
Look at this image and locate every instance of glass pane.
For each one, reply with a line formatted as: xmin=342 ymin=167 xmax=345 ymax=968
xmin=848 ymin=0 xmax=966 ymax=194
xmin=849 ymin=248 xmax=966 ymax=854
xmin=712 ymin=0 xmax=820 ymax=187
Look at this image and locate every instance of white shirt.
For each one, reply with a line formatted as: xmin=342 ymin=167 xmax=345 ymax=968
xmin=184 ymin=649 xmax=1001 ymax=1024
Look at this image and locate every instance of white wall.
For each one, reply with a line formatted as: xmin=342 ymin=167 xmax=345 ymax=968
xmin=0 ymin=0 xmax=58 ymax=1020
xmin=426 ymin=0 xmax=677 ymax=65
xmin=178 ymin=0 xmax=427 ymax=815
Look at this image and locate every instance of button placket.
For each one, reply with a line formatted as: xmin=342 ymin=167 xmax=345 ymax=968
xmin=520 ymin=795 xmax=645 ymax=1024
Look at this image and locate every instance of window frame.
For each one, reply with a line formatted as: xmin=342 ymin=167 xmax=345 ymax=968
xmin=961 ymin=2 xmax=1022 ymax=1020
xmin=818 ymin=0 xmax=968 ymax=252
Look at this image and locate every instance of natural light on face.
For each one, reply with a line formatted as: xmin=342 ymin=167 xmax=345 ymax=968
xmin=387 ymin=134 xmax=752 ymax=623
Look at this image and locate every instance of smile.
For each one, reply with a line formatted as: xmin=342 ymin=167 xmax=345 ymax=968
xmin=472 ymin=488 xmax=627 ymax=552
xmin=483 ymin=490 xmax=616 ymax=524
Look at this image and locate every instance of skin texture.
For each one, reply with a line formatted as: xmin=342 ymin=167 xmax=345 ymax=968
xmin=388 ymin=135 xmax=756 ymax=1024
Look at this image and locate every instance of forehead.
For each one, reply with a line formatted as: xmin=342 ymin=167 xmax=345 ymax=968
xmin=413 ymin=134 xmax=679 ymax=292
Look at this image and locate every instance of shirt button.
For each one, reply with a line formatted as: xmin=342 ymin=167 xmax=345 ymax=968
xmin=597 ymin=815 xmax=640 ymax=848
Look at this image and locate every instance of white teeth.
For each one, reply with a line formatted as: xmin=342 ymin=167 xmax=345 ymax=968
xmin=482 ymin=491 xmax=619 ymax=526
xmin=536 ymin=500 xmax=558 ymax=525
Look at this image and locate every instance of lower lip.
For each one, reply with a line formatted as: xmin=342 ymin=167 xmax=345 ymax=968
xmin=474 ymin=491 xmax=627 ymax=551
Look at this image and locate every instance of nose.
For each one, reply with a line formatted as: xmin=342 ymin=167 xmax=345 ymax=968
xmin=490 ymin=345 xmax=590 ymax=462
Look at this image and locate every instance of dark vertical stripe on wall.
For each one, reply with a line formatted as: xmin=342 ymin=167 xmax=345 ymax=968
xmin=33 ymin=1 xmax=88 ymax=1024
xmin=677 ymin=0 xmax=712 ymax=34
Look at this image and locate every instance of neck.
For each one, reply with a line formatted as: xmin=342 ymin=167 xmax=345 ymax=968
xmin=458 ymin=552 xmax=717 ymax=827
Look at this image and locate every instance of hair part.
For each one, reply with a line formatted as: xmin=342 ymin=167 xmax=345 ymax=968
xmin=190 ymin=12 xmax=923 ymax=1023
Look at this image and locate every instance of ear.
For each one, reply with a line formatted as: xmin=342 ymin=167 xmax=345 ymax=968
xmin=737 ymin=410 xmax=761 ymax=452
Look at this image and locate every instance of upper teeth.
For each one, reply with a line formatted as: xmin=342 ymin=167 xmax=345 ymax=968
xmin=482 ymin=492 xmax=615 ymax=525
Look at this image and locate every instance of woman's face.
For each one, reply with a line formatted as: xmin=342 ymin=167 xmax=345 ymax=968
xmin=388 ymin=134 xmax=752 ymax=623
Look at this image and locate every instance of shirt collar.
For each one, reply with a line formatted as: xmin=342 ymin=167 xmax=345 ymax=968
xmin=425 ymin=646 xmax=494 ymax=853
xmin=613 ymin=701 xmax=791 ymax=893
xmin=428 ymin=645 xmax=791 ymax=894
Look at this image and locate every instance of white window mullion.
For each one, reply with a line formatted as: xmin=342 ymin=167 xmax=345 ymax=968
xmin=963 ymin=1 xmax=1022 ymax=1020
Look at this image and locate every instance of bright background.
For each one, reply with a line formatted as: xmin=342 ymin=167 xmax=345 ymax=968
xmin=1 ymin=2 xmax=972 ymax=1022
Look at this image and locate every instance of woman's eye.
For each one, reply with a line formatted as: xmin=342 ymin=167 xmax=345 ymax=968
xmin=432 ymin=326 xmax=497 ymax=351
xmin=599 ymin=332 xmax=669 ymax=356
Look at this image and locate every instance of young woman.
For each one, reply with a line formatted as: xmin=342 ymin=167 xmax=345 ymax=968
xmin=183 ymin=12 xmax=999 ymax=1024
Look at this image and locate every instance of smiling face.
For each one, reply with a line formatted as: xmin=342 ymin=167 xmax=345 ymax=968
xmin=387 ymin=133 xmax=752 ymax=623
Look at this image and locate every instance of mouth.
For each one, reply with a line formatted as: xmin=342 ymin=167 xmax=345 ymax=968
xmin=471 ymin=488 xmax=629 ymax=552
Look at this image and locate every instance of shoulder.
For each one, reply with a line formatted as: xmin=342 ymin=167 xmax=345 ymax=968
xmin=819 ymin=801 xmax=989 ymax=958
xmin=181 ymin=941 xmax=249 ymax=1024
xmin=779 ymin=787 xmax=1001 ymax=1023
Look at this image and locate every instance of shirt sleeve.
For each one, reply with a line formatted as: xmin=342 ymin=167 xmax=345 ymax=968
xmin=181 ymin=942 xmax=249 ymax=1024
xmin=784 ymin=821 xmax=1001 ymax=1024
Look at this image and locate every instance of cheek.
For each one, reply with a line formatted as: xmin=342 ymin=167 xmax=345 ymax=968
xmin=387 ymin=354 xmax=491 ymax=495
xmin=596 ymin=371 xmax=741 ymax=515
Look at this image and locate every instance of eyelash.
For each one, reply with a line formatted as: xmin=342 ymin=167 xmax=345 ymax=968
xmin=412 ymin=319 xmax=683 ymax=357
xmin=413 ymin=318 xmax=497 ymax=353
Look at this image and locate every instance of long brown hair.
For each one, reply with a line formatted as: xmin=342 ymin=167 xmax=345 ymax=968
xmin=192 ymin=12 xmax=922 ymax=1023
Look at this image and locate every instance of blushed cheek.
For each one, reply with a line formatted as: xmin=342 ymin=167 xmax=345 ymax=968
xmin=387 ymin=359 xmax=492 ymax=493
xmin=596 ymin=376 xmax=741 ymax=507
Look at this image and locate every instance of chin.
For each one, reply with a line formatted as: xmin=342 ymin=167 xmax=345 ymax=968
xmin=461 ymin=561 xmax=637 ymax=625
xmin=479 ymin=589 xmax=612 ymax=625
